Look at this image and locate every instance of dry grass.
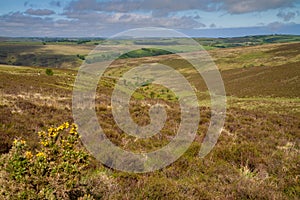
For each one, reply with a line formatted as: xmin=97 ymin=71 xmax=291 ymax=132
xmin=210 ymin=42 xmax=300 ymax=70
xmin=40 ymin=45 xmax=94 ymax=55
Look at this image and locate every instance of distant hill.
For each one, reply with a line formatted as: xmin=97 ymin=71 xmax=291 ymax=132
xmin=0 ymin=35 xmax=299 ymax=68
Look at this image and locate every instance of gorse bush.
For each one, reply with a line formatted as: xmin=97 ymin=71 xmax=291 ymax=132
xmin=0 ymin=123 xmax=93 ymax=200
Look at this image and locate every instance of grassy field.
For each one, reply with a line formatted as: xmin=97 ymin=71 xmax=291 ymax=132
xmin=0 ymin=36 xmax=299 ymax=199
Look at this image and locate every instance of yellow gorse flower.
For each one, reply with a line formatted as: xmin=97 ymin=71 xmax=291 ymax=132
xmin=40 ymin=140 xmax=49 ymax=147
xmin=64 ymin=122 xmax=69 ymax=128
xmin=50 ymin=122 xmax=70 ymax=134
xmin=25 ymin=151 xmax=33 ymax=159
xmin=38 ymin=131 xmax=46 ymax=137
xmin=13 ymin=139 xmax=26 ymax=146
xmin=36 ymin=152 xmax=46 ymax=159
xmin=50 ymin=132 xmax=58 ymax=138
xmin=69 ymin=124 xmax=78 ymax=135
xmin=48 ymin=127 xmax=54 ymax=133
xmin=57 ymin=125 xmax=64 ymax=131
xmin=37 ymin=122 xmax=78 ymax=148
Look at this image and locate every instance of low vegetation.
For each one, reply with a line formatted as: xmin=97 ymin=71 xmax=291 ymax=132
xmin=0 ymin=36 xmax=299 ymax=199
xmin=0 ymin=123 xmax=91 ymax=199
xmin=119 ymin=48 xmax=173 ymax=59
xmin=45 ymin=68 xmax=54 ymax=76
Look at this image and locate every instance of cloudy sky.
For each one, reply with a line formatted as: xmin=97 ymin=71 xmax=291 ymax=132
xmin=0 ymin=0 xmax=300 ymax=37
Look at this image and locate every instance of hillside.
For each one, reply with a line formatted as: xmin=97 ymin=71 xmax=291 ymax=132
xmin=0 ymin=35 xmax=300 ymax=69
xmin=0 ymin=39 xmax=299 ymax=199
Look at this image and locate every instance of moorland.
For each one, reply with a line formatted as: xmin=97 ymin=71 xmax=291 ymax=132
xmin=0 ymin=35 xmax=299 ymax=199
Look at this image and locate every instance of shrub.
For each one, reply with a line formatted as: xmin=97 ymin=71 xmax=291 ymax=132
xmin=150 ymin=91 xmax=155 ymax=99
xmin=0 ymin=123 xmax=93 ymax=199
xmin=45 ymin=68 xmax=54 ymax=76
xmin=77 ymin=54 xmax=86 ymax=60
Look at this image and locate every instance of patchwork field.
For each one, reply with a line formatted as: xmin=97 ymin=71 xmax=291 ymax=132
xmin=0 ymin=36 xmax=299 ymax=199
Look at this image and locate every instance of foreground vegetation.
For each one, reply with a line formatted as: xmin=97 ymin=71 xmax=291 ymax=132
xmin=0 ymin=37 xmax=299 ymax=199
xmin=0 ymin=123 xmax=92 ymax=199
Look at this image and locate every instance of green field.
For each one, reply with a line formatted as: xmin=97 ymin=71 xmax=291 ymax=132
xmin=0 ymin=35 xmax=299 ymax=199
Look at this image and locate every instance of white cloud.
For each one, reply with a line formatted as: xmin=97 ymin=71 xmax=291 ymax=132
xmin=0 ymin=10 xmax=205 ymax=37
xmin=65 ymin=0 xmax=298 ymax=14
xmin=0 ymin=0 xmax=299 ymax=37
xmin=63 ymin=11 xmax=205 ymax=28
xmin=25 ymin=9 xmax=55 ymax=16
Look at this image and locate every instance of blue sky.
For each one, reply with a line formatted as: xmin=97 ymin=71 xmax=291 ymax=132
xmin=0 ymin=0 xmax=299 ymax=37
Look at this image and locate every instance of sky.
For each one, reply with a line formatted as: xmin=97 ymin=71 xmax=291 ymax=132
xmin=0 ymin=0 xmax=300 ymax=37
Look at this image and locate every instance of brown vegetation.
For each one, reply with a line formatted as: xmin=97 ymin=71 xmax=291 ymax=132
xmin=0 ymin=41 xmax=299 ymax=199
